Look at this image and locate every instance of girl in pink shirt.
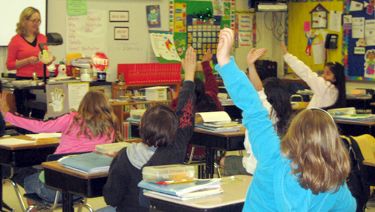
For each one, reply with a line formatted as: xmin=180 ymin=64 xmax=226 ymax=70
xmin=1 ymin=90 xmax=120 ymax=203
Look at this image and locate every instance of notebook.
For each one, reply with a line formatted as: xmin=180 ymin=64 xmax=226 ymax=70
xmin=58 ymin=152 xmax=113 ymax=174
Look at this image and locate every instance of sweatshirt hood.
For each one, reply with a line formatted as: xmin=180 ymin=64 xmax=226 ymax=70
xmin=126 ymin=142 xmax=157 ymax=169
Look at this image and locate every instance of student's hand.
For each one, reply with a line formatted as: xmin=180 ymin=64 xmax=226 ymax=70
xmin=0 ymin=93 xmax=10 ymax=117
xmin=280 ymin=42 xmax=288 ymax=55
xmin=28 ymin=56 xmax=39 ymax=64
xmin=217 ymin=28 xmax=234 ymax=67
xmin=182 ymin=46 xmax=197 ymax=81
xmin=201 ymin=49 xmax=213 ymax=63
xmin=247 ymin=48 xmax=267 ymax=66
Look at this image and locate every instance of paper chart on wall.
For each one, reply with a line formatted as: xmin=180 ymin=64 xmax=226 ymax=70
xmin=328 ymin=11 xmax=342 ymax=32
xmin=66 ymin=9 xmax=108 ymax=56
xmin=237 ymin=13 xmax=252 ymax=47
xmin=365 ymin=20 xmax=375 ymax=46
xmin=349 ymin=1 xmax=364 ymax=11
xmin=67 ymin=82 xmax=89 ymax=110
xmin=150 ymin=32 xmax=181 ymax=62
xmin=352 ymin=17 xmax=365 ymax=38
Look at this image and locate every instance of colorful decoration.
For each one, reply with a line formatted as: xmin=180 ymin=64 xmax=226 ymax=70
xmin=310 ymin=4 xmax=328 ymax=29
xmin=92 ymin=52 xmax=109 ymax=72
xmin=364 ymin=49 xmax=375 ymax=79
xmin=305 ymin=31 xmax=317 ymax=56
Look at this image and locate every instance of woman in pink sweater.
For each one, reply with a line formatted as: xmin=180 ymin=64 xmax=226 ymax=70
xmin=1 ymin=90 xmax=120 ymax=202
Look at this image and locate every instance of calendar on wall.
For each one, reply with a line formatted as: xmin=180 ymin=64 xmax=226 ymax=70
xmin=187 ymin=16 xmax=221 ymax=61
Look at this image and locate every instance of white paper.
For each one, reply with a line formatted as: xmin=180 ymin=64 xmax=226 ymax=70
xmin=352 ymin=17 xmax=365 ymax=38
xmin=312 ymin=42 xmax=326 ymax=65
xmin=354 ymin=47 xmax=366 ymax=54
xmin=150 ymin=32 xmax=181 ymax=61
xmin=343 ymin=15 xmax=352 ymax=25
xmin=328 ymin=11 xmax=342 ymax=32
xmin=365 ymin=20 xmax=375 ymax=46
xmin=196 ymin=111 xmax=231 ymax=123
xmin=350 ymin=1 xmax=364 ymax=11
xmin=0 ymin=138 xmax=36 ymax=146
xmin=26 ymin=133 xmax=62 ymax=139
xmin=68 ymin=82 xmax=89 ymax=110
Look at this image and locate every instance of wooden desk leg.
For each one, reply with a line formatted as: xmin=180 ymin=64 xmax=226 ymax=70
xmin=62 ymin=191 xmax=74 ymax=212
xmin=205 ymin=148 xmax=215 ymax=179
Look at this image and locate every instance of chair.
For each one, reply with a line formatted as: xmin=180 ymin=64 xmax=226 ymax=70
xmin=2 ymin=166 xmax=28 ymax=211
xmin=24 ymin=152 xmax=94 ymax=212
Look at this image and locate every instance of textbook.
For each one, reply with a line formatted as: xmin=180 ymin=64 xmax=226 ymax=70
xmin=58 ymin=152 xmax=113 ymax=174
xmin=195 ymin=124 xmax=241 ymax=133
xmin=144 ymin=187 xmax=223 ymax=201
xmin=138 ymin=178 xmax=221 ymax=199
xmin=95 ymin=142 xmax=131 ymax=155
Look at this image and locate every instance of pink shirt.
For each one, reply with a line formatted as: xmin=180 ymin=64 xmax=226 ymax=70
xmin=5 ymin=112 xmax=114 ymax=154
xmin=6 ymin=34 xmax=48 ymax=78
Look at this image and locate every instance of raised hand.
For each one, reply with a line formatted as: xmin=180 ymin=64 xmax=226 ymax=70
xmin=182 ymin=46 xmax=197 ymax=81
xmin=247 ymin=48 xmax=267 ymax=66
xmin=280 ymin=42 xmax=288 ymax=55
xmin=201 ymin=49 xmax=213 ymax=63
xmin=217 ymin=28 xmax=234 ymax=67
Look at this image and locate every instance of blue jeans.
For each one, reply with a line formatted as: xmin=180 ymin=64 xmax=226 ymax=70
xmin=96 ymin=206 xmax=117 ymax=212
xmin=24 ymin=172 xmax=81 ymax=203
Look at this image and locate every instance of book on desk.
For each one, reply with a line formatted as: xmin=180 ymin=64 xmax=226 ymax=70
xmin=139 ymin=178 xmax=222 ymax=201
xmin=195 ymin=111 xmax=241 ymax=132
xmin=58 ymin=152 xmax=113 ymax=174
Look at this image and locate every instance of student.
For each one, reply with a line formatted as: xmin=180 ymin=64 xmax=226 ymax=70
xmin=102 ymin=46 xmax=197 ymax=211
xmin=281 ymin=43 xmax=346 ymax=109
xmin=216 ymin=28 xmax=355 ymax=211
xmin=1 ymin=90 xmax=120 ymax=202
xmin=221 ymin=48 xmax=293 ymax=176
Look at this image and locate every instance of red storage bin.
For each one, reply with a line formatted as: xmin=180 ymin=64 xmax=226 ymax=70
xmin=117 ymin=63 xmax=181 ymax=85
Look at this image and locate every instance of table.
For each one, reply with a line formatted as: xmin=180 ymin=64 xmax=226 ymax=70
xmin=190 ymin=128 xmax=245 ymax=178
xmin=0 ymin=136 xmax=59 ymax=211
xmin=334 ymin=119 xmax=375 ymax=136
xmin=42 ymin=161 xmax=108 ymax=212
xmin=145 ymin=175 xmax=252 ymax=212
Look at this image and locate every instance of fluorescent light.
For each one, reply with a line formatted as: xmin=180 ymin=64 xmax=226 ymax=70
xmin=257 ymin=3 xmax=288 ymax=12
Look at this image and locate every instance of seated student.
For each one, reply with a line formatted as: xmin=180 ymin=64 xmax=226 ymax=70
xmin=221 ymin=48 xmax=293 ymax=176
xmin=101 ymin=46 xmax=197 ymax=212
xmin=281 ymin=43 xmax=346 ymax=109
xmin=216 ymin=28 xmax=355 ymax=211
xmin=0 ymin=90 xmax=120 ymax=203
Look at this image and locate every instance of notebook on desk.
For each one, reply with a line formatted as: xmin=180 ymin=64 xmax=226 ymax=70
xmin=58 ymin=152 xmax=113 ymax=174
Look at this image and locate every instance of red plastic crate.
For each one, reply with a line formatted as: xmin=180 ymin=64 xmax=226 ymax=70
xmin=117 ymin=63 xmax=181 ymax=85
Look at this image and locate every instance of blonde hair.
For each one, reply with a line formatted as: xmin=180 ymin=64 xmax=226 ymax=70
xmin=281 ymin=109 xmax=350 ymax=194
xmin=16 ymin=7 xmax=40 ymax=36
xmin=68 ymin=91 xmax=121 ymax=141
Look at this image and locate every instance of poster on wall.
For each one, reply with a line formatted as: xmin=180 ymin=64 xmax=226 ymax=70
xmin=365 ymin=19 xmax=375 ymax=46
xmin=146 ymin=5 xmax=161 ymax=28
xmin=237 ymin=13 xmax=252 ymax=47
xmin=174 ymin=3 xmax=186 ymax=32
xmin=150 ymin=32 xmax=181 ymax=62
xmin=364 ymin=49 xmax=375 ymax=79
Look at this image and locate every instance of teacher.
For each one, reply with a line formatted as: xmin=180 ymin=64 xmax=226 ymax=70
xmin=6 ymin=6 xmax=49 ymax=78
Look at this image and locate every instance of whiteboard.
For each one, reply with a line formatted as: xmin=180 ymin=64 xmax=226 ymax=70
xmin=0 ymin=0 xmax=47 ymax=46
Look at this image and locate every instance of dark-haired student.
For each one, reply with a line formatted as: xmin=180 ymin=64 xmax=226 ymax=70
xmin=221 ymin=48 xmax=293 ymax=176
xmin=101 ymin=46 xmax=197 ymax=212
xmin=281 ymin=43 xmax=346 ymax=109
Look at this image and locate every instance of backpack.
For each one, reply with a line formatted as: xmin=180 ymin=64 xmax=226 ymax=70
xmin=341 ymin=136 xmax=370 ymax=212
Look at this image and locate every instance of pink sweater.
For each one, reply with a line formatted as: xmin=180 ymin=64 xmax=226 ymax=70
xmin=5 ymin=112 xmax=114 ymax=154
xmin=6 ymin=34 xmax=48 ymax=78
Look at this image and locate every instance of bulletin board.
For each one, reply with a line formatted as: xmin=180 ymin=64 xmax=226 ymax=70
xmin=343 ymin=0 xmax=375 ymax=81
xmin=170 ymin=0 xmax=235 ymax=61
xmin=287 ymin=2 xmax=344 ymax=72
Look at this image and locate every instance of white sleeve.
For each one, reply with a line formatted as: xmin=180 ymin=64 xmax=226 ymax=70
xmin=283 ymin=53 xmax=334 ymax=96
xmin=258 ymin=89 xmax=272 ymax=115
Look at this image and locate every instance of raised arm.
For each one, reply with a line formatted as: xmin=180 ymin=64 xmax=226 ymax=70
xmin=147 ymin=47 xmax=196 ymax=165
xmin=4 ymin=112 xmax=71 ymax=133
xmin=216 ymin=29 xmax=280 ymax=167
xmin=247 ymin=48 xmax=267 ymax=91
xmin=281 ymin=43 xmax=332 ymax=94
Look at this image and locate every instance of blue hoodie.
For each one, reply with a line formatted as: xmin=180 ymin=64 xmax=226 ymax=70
xmin=216 ymin=58 xmax=356 ymax=212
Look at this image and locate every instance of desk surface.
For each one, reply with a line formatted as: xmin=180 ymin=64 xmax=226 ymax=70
xmin=145 ymin=175 xmax=252 ymax=210
xmin=0 ymin=135 xmax=59 ymax=150
xmin=42 ymin=160 xmax=108 ymax=180
xmin=334 ymin=119 xmax=375 ymax=126
xmin=110 ymin=99 xmax=171 ymax=106
xmin=194 ymin=127 xmax=246 ymax=137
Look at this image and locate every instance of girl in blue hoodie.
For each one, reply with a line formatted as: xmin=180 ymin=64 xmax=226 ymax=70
xmin=215 ymin=28 xmax=356 ymax=212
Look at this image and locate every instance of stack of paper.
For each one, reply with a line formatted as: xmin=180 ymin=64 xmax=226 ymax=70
xmin=95 ymin=142 xmax=130 ymax=155
xmin=195 ymin=111 xmax=240 ymax=132
xmin=58 ymin=152 xmax=113 ymax=174
xmin=139 ymin=178 xmax=222 ymax=201
xmin=0 ymin=138 xmax=36 ymax=146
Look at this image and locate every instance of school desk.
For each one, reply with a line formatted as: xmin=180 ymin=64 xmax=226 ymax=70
xmin=145 ymin=175 xmax=252 ymax=212
xmin=191 ymin=127 xmax=245 ymax=178
xmin=42 ymin=161 xmax=108 ymax=212
xmin=0 ymin=136 xmax=59 ymax=211
xmin=334 ymin=118 xmax=375 ymax=136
